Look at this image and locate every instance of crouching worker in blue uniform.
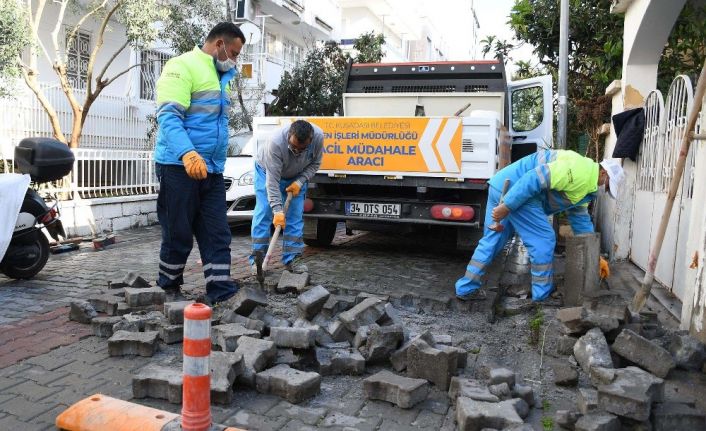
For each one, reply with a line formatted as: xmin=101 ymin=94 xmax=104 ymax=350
xmin=250 ymin=120 xmax=324 ymax=276
xmin=455 ymin=149 xmax=625 ymax=302
xmin=153 ymin=23 xmax=246 ymax=305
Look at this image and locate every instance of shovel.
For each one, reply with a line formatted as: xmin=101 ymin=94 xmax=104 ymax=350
xmin=489 ymin=179 xmax=511 ymax=232
xmin=262 ymin=192 xmax=294 ymax=273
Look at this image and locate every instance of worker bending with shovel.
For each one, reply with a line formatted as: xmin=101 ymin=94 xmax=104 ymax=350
xmin=455 ymin=149 xmax=625 ymax=302
xmin=250 ymin=120 xmax=324 ymax=278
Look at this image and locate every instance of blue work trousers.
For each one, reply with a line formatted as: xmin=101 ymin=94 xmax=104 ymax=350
xmin=249 ymin=164 xmax=307 ymax=265
xmin=155 ymin=163 xmax=238 ymax=303
xmin=455 ymin=186 xmax=555 ymax=301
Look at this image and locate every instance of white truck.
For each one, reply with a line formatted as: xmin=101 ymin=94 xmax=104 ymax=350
xmin=252 ymin=59 xmax=553 ymax=250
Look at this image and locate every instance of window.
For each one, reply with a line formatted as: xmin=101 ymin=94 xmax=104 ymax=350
xmin=511 ymin=86 xmax=544 ymax=132
xmin=266 ymin=32 xmax=277 ymax=57
xmin=66 ymin=30 xmax=91 ymax=90
xmin=235 ymin=0 xmax=246 ymax=19
xmin=140 ymin=50 xmax=172 ymax=101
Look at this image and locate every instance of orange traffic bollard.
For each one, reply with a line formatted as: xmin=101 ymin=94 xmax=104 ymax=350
xmin=182 ymin=303 xmax=212 ymax=431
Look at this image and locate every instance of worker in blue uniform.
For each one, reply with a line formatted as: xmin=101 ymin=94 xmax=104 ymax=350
xmin=250 ymin=120 xmax=324 ymax=275
xmin=455 ymin=149 xmax=625 ymax=301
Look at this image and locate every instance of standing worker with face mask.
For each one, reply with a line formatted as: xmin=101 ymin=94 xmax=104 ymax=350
xmin=153 ymin=23 xmax=246 ymax=305
xmin=250 ymin=120 xmax=324 ymax=277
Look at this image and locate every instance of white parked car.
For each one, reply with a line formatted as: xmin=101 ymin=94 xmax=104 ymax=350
xmin=224 ymin=137 xmax=256 ymax=225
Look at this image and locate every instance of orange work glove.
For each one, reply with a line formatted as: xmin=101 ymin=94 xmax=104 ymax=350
xmin=285 ymin=180 xmax=302 ymax=197
xmin=599 ymin=256 xmax=610 ymax=279
xmin=182 ymin=150 xmax=207 ymax=180
xmin=273 ymin=211 xmax=286 ymax=229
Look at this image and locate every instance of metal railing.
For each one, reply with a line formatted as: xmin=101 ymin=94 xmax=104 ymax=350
xmin=3 ymin=148 xmax=159 ymax=200
xmin=636 ymin=75 xmax=702 ymax=198
xmin=0 ymin=81 xmax=153 ymax=155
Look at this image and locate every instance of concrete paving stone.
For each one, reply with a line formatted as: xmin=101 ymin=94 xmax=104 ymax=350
xmin=235 ymin=391 xmax=282 ymax=415
xmin=69 ymin=300 xmax=97 ymax=323
xmin=669 ymin=333 xmax=706 ymax=371
xmin=0 ymin=376 xmax=24 ymax=392
xmin=574 ymin=412 xmax=620 ymax=431
xmin=163 ymin=300 xmax=193 ymax=324
xmin=557 ymin=335 xmax=579 ymax=356
xmin=228 ymin=287 xmax=268 ymax=316
xmin=87 ymin=294 xmax=122 ymax=315
xmin=455 ymin=396 xmax=524 ymax=431
xmin=270 ymin=326 xmax=317 ymax=349
xmin=574 ymin=328 xmax=613 ymax=379
xmin=219 ymin=311 xmax=265 ymax=334
xmin=212 ymin=323 xmax=261 ymax=352
xmin=612 ymin=329 xmax=675 ymax=378
xmin=297 ymin=285 xmax=330 ymax=320
xmin=597 ymin=366 xmax=665 ymax=422
xmin=578 ymin=387 xmax=599 ymax=414
xmin=223 ymin=408 xmax=289 ymax=430
xmin=448 ymin=377 xmax=500 ymax=403
xmin=132 ymin=363 xmax=183 ymax=404
xmin=360 ymin=323 xmax=404 ymax=363
xmin=265 ymin=401 xmax=328 ymax=425
xmin=338 ymin=297 xmax=386 ymax=333
xmin=407 ymin=338 xmax=457 ymax=391
xmin=390 ymin=331 xmax=435 ymax=372
xmin=651 ymin=402 xmax=706 ymax=430
xmin=108 ymin=330 xmax=159 ymax=357
xmin=511 ymin=384 xmax=535 ymax=407
xmin=353 ymin=325 xmax=372 ymax=349
xmin=327 ymin=319 xmax=355 ymax=344
xmin=158 ymin=324 xmax=183 ymax=344
xmin=235 ymin=336 xmax=277 ymax=387
xmin=440 ymin=406 xmax=457 ymax=431
xmin=0 ymin=414 xmax=32 ymax=430
xmin=488 ymin=382 xmax=511 ymax=400
xmin=439 ymin=344 xmax=467 ymax=369
xmin=3 ymin=379 xmax=62 ymax=403
xmin=321 ymin=294 xmax=356 ymax=318
xmin=415 ymin=391 xmax=450 ymax=415
xmin=274 ymin=348 xmax=303 ymax=368
xmin=363 ymin=370 xmax=429 ymax=409
xmin=91 ymin=316 xmax=122 ymax=338
xmin=309 ymin=397 xmax=365 ymax=417
xmin=552 ymin=360 xmax=579 ymax=386
xmin=505 ymin=398 xmax=529 ymax=419
xmin=278 ymin=270 xmax=310 ymax=293
xmin=256 ymin=364 xmax=321 ymax=404
xmin=315 ymin=347 xmax=365 ymax=376
xmin=555 ymin=409 xmax=582 ymax=429
xmin=489 ymin=367 xmax=516 ymax=388
xmin=51 ymin=360 xmax=106 ymax=379
xmin=0 ymin=396 xmax=57 ymax=422
xmin=322 ymin=411 xmax=382 ymax=431
xmin=123 ymin=271 xmax=151 ymax=287
xmin=357 ymin=398 xmax=421 ymax=425
xmin=210 ymin=351 xmax=244 ymax=405
xmin=124 ymin=286 xmax=166 ymax=307
xmin=21 ymin=366 xmax=70 ymax=386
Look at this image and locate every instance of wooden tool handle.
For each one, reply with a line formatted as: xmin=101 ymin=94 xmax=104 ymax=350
xmin=262 ymin=192 xmax=294 ymax=272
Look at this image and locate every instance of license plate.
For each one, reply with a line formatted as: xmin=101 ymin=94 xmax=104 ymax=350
xmin=345 ymin=202 xmax=401 ymax=219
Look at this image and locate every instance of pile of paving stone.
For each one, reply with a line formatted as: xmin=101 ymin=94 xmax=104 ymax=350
xmin=67 ymin=270 xmax=476 ymax=409
xmin=551 ymin=294 xmax=706 ymax=430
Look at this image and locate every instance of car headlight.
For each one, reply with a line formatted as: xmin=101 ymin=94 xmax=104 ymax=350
xmin=238 ymin=171 xmax=254 ymax=186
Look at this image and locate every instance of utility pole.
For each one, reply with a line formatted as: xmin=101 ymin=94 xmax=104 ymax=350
xmin=557 ymin=0 xmax=569 ymax=149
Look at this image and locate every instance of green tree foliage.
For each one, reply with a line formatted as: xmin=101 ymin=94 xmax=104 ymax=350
xmin=160 ymin=0 xmax=225 ymax=55
xmin=0 ymin=1 xmax=29 ymax=97
xmin=270 ymin=32 xmax=386 ymax=116
xmin=658 ymin=2 xmax=706 ymax=93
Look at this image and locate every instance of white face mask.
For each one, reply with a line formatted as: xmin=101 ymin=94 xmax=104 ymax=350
xmin=216 ymin=44 xmax=236 ymax=72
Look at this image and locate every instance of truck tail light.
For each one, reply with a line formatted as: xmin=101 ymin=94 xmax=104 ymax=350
xmin=304 ymin=198 xmax=314 ymax=213
xmin=430 ymin=205 xmax=474 ymax=221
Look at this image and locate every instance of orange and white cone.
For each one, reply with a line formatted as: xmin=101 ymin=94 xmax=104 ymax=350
xmin=182 ymin=303 xmax=212 ymax=431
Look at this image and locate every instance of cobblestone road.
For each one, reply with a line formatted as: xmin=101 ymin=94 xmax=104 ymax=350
xmin=0 ymin=225 xmax=702 ymax=430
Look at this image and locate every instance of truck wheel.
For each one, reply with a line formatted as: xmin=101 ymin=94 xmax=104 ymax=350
xmin=304 ymin=219 xmax=337 ymax=247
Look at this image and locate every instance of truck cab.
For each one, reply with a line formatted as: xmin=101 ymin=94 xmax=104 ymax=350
xmin=252 ymin=59 xmax=552 ymax=250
